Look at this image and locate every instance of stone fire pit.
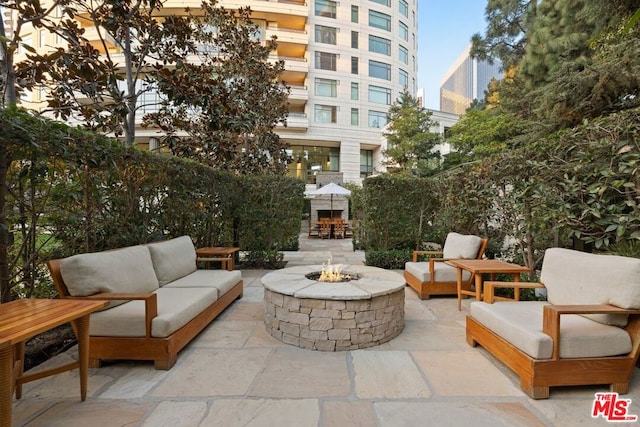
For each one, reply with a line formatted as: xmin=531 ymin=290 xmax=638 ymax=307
xmin=262 ymin=265 xmax=405 ymax=351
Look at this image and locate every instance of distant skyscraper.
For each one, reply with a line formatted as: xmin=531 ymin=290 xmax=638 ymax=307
xmin=439 ymin=44 xmax=502 ymax=115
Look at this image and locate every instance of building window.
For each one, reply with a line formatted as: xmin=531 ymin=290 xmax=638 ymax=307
xmin=351 ymin=31 xmax=358 ymax=48
xmin=368 ymin=110 xmax=387 ymax=128
xmin=360 ymin=150 xmax=374 ymax=177
xmin=370 ymin=0 xmax=390 ymax=6
xmin=315 ymin=78 xmax=338 ymax=97
xmin=40 ymin=30 xmax=47 ymax=48
xmin=351 ymin=108 xmax=359 ymax=126
xmin=315 ymin=51 xmax=337 ymax=71
xmin=315 ymin=104 xmax=337 ymax=123
xmin=369 ymin=60 xmax=391 ymax=80
xmin=399 ymin=45 xmax=408 ymax=64
xmin=368 ymin=85 xmax=391 ymax=105
xmin=369 ymin=35 xmax=391 ymax=56
xmin=399 ymin=69 xmax=409 ymax=88
xmin=351 ymin=82 xmax=359 ymax=100
xmin=315 ymin=25 xmax=337 ymax=45
xmin=351 ymin=56 xmax=359 ymax=74
xmin=369 ymin=10 xmax=391 ymax=31
xmin=399 ymin=0 xmax=408 ymax=17
xmin=399 ymin=21 xmax=409 ymax=41
xmin=315 ymin=0 xmax=337 ymax=18
xmin=351 ymin=5 xmax=359 ymax=23
xmin=286 ymin=145 xmax=340 ymax=184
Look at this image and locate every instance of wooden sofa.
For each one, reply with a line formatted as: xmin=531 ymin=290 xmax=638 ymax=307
xmin=47 ymin=236 xmax=243 ymax=370
xmin=466 ymin=247 xmax=640 ymax=399
xmin=404 ymin=232 xmax=488 ymax=299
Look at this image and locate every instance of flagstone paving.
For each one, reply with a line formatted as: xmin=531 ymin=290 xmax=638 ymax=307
xmin=11 ymin=234 xmax=640 ymax=426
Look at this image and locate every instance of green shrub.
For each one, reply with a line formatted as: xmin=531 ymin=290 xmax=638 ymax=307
xmin=365 ymin=249 xmax=413 ymax=269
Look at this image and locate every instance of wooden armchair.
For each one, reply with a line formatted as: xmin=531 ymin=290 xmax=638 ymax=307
xmin=404 ymin=233 xmax=488 ymax=299
xmin=467 ymin=248 xmax=640 ymax=399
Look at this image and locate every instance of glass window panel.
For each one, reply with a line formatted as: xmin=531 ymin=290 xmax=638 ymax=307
xmin=399 ymin=69 xmax=409 ymax=88
xmin=369 ymin=35 xmax=391 ymax=55
xmin=369 ymin=60 xmax=391 ymax=80
xmin=351 ymin=56 xmax=359 ymax=74
xmin=399 ymin=21 xmax=409 ymax=41
xmin=370 ymin=0 xmax=390 ymax=6
xmin=399 ymin=45 xmax=408 ymax=64
xmin=315 ymin=0 xmax=337 ymax=18
xmin=315 ymin=105 xmax=337 ymax=123
xmin=315 ymin=25 xmax=337 ymax=44
xmin=351 ymin=82 xmax=359 ymax=100
xmin=399 ymin=0 xmax=408 ymax=17
xmin=351 ymin=31 xmax=358 ymax=49
xmin=351 ymin=5 xmax=359 ymax=22
xmin=369 ymin=10 xmax=391 ymax=31
xmin=315 ymin=78 xmax=337 ymax=97
xmin=368 ymin=85 xmax=391 ymax=105
xmin=368 ymin=110 xmax=387 ymax=128
xmin=315 ymin=51 xmax=337 ymax=71
xmin=351 ymin=108 xmax=359 ymax=125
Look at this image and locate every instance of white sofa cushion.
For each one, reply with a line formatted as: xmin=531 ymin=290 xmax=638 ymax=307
xmin=164 ymin=269 xmax=242 ymax=296
xmin=146 ymin=236 xmax=197 ymax=286
xmin=442 ymin=232 xmax=483 ymax=259
xmin=89 ymin=287 xmax=219 ymax=338
xmin=404 ymin=261 xmax=471 ymax=283
xmin=470 ymin=301 xmax=632 ymax=359
xmin=60 ymin=245 xmax=159 ymax=297
xmin=540 ymin=248 xmax=640 ymax=326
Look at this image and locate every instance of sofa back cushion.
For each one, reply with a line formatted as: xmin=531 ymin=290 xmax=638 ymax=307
xmin=540 ymin=247 xmax=640 ymax=326
xmin=146 ymin=236 xmax=197 ymax=286
xmin=442 ymin=232 xmax=483 ymax=259
xmin=60 ymin=245 xmax=159 ymax=297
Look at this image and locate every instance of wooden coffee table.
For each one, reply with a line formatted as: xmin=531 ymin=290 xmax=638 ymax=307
xmin=447 ymin=259 xmax=530 ymax=310
xmin=196 ymin=247 xmax=240 ymax=271
xmin=0 ymin=299 xmax=107 ymax=427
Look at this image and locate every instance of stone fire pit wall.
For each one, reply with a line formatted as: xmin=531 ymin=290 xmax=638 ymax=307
xmin=262 ymin=265 xmax=405 ymax=351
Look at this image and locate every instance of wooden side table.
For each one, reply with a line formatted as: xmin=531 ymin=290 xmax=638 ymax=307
xmin=447 ymin=259 xmax=530 ymax=310
xmin=0 ymin=299 xmax=107 ymax=427
xmin=196 ymin=247 xmax=240 ymax=271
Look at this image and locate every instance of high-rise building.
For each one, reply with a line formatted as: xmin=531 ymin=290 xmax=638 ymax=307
xmin=439 ymin=43 xmax=502 ymax=115
xmin=9 ymin=0 xmax=418 ymax=185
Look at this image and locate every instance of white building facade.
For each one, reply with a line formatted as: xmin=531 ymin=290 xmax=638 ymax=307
xmin=10 ymin=0 xmax=419 ymax=186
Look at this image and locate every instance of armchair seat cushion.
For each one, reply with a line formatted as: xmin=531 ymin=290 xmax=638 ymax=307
xmin=470 ymin=301 xmax=632 ymax=359
xmin=404 ymin=261 xmax=471 ymax=283
xmin=164 ymin=269 xmax=242 ymax=296
xmin=89 ymin=287 xmax=219 ymax=338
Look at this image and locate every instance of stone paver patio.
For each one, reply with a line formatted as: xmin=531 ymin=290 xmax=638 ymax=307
xmin=11 ymin=235 xmax=640 ymax=426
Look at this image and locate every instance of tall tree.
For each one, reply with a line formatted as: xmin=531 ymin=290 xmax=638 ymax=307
xmin=383 ymin=90 xmax=442 ymax=177
xmin=470 ymin=0 xmax=538 ymax=69
xmin=144 ymin=1 xmax=290 ymax=174
xmin=18 ymin=0 xmax=196 ymax=145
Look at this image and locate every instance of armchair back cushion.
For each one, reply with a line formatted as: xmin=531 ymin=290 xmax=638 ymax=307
xmin=540 ymin=248 xmax=640 ymax=326
xmin=60 ymin=245 xmax=159 ymax=297
xmin=146 ymin=236 xmax=197 ymax=286
xmin=442 ymin=232 xmax=483 ymax=259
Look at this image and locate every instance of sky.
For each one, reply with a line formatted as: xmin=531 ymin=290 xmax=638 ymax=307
xmin=417 ymin=0 xmax=488 ymax=110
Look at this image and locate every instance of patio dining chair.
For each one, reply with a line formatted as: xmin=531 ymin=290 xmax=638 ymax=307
xmin=404 ymin=232 xmax=488 ymax=300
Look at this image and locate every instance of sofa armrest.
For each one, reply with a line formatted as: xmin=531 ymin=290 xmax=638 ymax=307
xmin=542 ymin=304 xmax=640 ymax=359
xmin=65 ymin=292 xmax=158 ymax=338
xmin=412 ymin=250 xmax=443 ymax=262
xmin=483 ymin=281 xmax=546 ymax=303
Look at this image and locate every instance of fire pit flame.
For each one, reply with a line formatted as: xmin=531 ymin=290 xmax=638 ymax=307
xmin=318 ymin=259 xmax=353 ymax=282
